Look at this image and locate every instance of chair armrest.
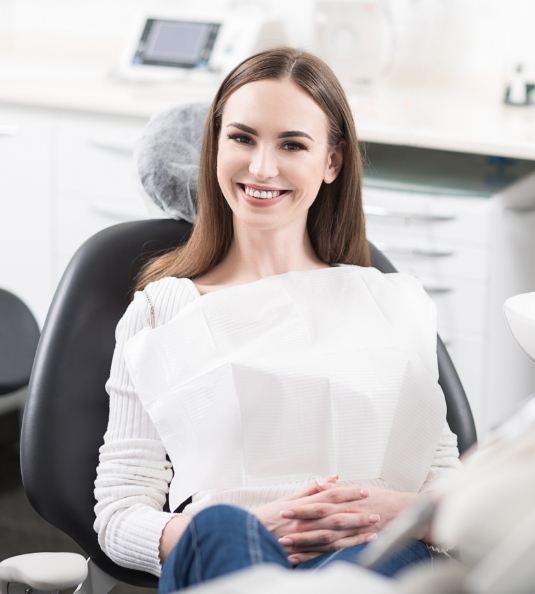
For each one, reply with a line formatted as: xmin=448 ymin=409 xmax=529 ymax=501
xmin=0 ymin=552 xmax=87 ymax=592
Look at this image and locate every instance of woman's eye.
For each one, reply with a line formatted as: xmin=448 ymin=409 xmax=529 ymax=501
xmin=228 ymin=134 xmax=252 ymax=145
xmin=283 ymin=142 xmax=306 ymax=152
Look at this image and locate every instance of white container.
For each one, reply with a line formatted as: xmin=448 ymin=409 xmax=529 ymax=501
xmin=504 ymin=292 xmax=535 ymax=362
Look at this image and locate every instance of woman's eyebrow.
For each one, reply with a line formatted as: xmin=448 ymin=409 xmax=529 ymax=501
xmin=227 ymin=122 xmax=314 ymax=141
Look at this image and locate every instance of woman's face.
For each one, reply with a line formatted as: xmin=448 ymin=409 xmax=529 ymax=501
xmin=216 ymin=78 xmax=343 ymax=231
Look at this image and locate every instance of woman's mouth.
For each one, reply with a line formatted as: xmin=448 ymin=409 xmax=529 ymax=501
xmin=237 ymin=183 xmax=290 ymax=206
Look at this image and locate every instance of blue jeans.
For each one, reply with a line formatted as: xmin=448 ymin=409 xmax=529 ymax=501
xmin=159 ymin=504 xmax=431 ymax=592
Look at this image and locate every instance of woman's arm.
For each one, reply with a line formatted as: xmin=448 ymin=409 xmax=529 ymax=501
xmin=94 ymin=289 xmax=181 ymax=577
xmin=419 ymin=421 xmax=462 ymax=494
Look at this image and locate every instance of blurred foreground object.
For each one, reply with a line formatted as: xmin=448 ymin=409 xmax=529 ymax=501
xmin=504 ymin=292 xmax=535 ymax=361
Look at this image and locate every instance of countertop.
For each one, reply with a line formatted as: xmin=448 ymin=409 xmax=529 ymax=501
xmin=2 ymin=32 xmax=535 ymax=159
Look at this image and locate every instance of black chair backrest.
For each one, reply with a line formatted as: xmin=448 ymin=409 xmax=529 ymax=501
xmin=0 ymin=289 xmax=40 ymax=395
xmin=21 ymin=219 xmax=476 ymax=588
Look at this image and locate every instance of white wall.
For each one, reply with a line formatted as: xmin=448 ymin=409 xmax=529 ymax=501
xmin=387 ymin=0 xmax=534 ymax=84
xmin=2 ymin=1 xmax=535 ymax=87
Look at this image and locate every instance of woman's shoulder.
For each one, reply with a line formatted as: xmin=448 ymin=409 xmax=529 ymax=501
xmin=120 ymin=276 xmax=198 ymax=333
xmin=142 ymin=275 xmax=198 ymax=302
xmin=339 ymin=263 xmax=426 ymax=295
xmin=339 ymin=264 xmax=433 ymax=321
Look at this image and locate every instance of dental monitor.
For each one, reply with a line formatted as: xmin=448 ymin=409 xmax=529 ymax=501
xmin=117 ymin=12 xmax=286 ymax=82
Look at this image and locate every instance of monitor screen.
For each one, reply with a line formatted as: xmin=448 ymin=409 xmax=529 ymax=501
xmin=132 ymin=19 xmax=221 ymax=69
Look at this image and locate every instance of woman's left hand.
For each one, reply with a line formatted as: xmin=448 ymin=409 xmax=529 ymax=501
xmin=279 ymin=486 xmax=418 ymax=564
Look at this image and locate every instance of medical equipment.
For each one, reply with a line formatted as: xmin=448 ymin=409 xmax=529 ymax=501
xmin=116 ymin=11 xmax=286 ymax=82
xmin=504 ymin=292 xmax=535 ymax=362
xmin=313 ymin=0 xmax=393 ymax=87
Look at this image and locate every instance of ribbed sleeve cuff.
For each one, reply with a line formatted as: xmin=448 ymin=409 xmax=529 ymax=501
xmin=106 ymin=507 xmax=177 ymax=577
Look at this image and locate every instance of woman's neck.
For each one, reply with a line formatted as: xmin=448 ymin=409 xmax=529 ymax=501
xmin=220 ymin=233 xmax=327 ymax=282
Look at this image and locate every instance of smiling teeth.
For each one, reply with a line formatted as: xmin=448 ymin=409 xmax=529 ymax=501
xmin=244 ymin=185 xmax=282 ymax=200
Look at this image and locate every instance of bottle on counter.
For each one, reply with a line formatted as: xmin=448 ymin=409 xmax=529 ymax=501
xmin=505 ymin=63 xmax=529 ymax=106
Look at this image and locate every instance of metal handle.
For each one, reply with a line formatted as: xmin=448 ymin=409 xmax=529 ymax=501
xmin=0 ymin=125 xmax=18 ymax=137
xmin=424 ymin=284 xmax=454 ymax=295
xmin=374 ymin=242 xmax=454 ymax=258
xmin=364 ymin=205 xmax=457 ymax=223
xmin=87 ymin=137 xmax=133 ymax=156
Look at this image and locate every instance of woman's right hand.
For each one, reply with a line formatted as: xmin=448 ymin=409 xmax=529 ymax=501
xmin=251 ymin=477 xmax=378 ymax=563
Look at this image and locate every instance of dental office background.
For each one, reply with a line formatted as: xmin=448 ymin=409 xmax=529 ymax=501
xmin=1 ymin=0 xmax=535 ymax=439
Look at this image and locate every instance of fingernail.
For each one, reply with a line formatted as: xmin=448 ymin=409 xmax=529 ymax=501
xmin=281 ymin=509 xmax=295 ymax=518
xmin=366 ymin=533 xmax=378 ymax=542
xmin=360 ymin=489 xmax=369 ymax=497
xmin=288 ymin=555 xmax=299 ymax=565
xmin=327 ymin=474 xmax=339 ymax=481
xmin=279 ymin=537 xmax=293 ymax=546
xmin=369 ymin=514 xmax=380 ymax=523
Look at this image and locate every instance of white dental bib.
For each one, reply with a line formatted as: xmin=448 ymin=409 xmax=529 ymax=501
xmin=124 ymin=266 xmax=445 ymax=513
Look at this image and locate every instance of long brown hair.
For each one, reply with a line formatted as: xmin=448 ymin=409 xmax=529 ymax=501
xmin=135 ymin=46 xmax=369 ymax=291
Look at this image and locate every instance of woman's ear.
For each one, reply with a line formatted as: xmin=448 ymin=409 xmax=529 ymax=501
xmin=323 ymin=141 xmax=345 ymax=184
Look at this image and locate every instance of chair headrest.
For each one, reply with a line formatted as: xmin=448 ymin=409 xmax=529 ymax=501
xmin=135 ymin=102 xmax=209 ymax=223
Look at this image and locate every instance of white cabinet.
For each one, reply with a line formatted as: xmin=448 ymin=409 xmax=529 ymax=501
xmin=363 ymin=143 xmax=535 ymax=436
xmin=0 ymin=108 xmax=153 ymax=327
xmin=53 ymin=115 xmax=150 ymax=275
xmin=0 ymin=108 xmax=55 ymax=326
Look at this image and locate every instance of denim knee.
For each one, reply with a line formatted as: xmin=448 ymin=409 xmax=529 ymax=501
xmin=191 ymin=504 xmax=250 ymax=541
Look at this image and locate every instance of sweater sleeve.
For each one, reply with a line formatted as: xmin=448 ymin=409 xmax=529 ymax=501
xmin=419 ymin=421 xmax=462 ymax=494
xmin=93 ymin=283 xmax=187 ymax=576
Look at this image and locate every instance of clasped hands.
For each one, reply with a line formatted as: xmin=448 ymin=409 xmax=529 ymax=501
xmin=252 ymin=476 xmax=417 ymax=565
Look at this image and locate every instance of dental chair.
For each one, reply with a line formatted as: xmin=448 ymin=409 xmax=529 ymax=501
xmin=0 ymin=217 xmax=477 ymax=593
xmin=0 ymin=288 xmax=40 ymax=397
xmin=0 ymin=288 xmax=40 ymax=446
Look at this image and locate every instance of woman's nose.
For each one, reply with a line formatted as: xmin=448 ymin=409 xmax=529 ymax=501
xmin=248 ymin=145 xmax=279 ymax=180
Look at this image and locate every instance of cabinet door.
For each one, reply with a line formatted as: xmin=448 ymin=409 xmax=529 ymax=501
xmin=0 ymin=109 xmax=54 ymax=327
xmin=53 ymin=115 xmax=152 ymax=278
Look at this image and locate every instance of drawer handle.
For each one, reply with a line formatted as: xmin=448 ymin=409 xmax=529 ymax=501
xmin=424 ymin=285 xmax=454 ymax=295
xmin=364 ymin=205 xmax=457 ymax=223
xmin=375 ymin=242 xmax=454 ymax=258
xmin=87 ymin=138 xmax=133 ymax=156
xmin=0 ymin=125 xmax=18 ymax=137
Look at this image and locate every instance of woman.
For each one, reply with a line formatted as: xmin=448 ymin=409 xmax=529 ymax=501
xmin=94 ymin=47 xmax=461 ymax=592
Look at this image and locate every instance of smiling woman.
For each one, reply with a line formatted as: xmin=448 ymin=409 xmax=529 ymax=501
xmin=133 ymin=46 xmax=369 ymax=292
xmin=216 ymin=78 xmax=343 ymax=235
xmin=93 ymin=46 xmax=461 ymax=592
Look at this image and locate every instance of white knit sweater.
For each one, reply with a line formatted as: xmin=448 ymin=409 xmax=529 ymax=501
xmin=93 ymin=265 xmax=461 ymax=576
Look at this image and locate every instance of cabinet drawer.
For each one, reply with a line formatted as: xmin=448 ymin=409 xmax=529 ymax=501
xmin=55 ymin=119 xmax=147 ymax=204
xmin=363 ymin=187 xmax=492 ymax=247
xmin=367 ymin=231 xmax=488 ymax=282
xmin=422 ymin=279 xmax=487 ymax=336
